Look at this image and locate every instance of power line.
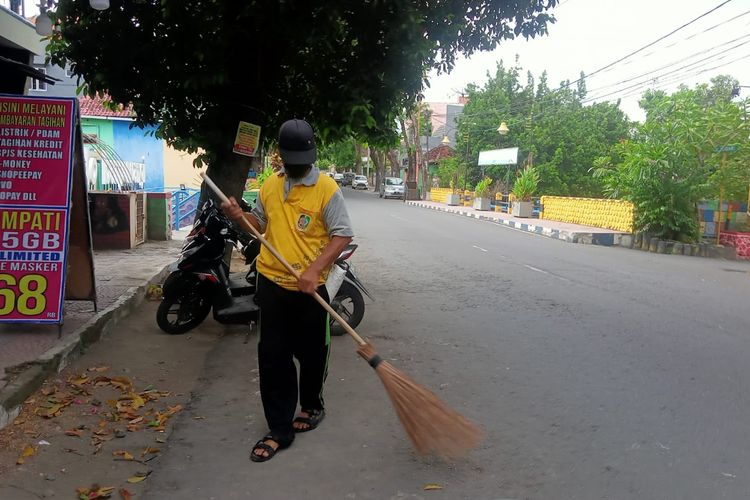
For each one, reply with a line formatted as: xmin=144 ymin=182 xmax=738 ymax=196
xmin=615 ymin=51 xmax=750 ymax=101
xmin=583 ymin=27 xmax=750 ymax=98
xmin=583 ymin=38 xmax=750 ymax=103
xmin=441 ymin=0 xmax=741 ymax=122
xmin=423 ymin=2 xmax=746 ymax=138
xmin=580 ymin=0 xmax=736 ymax=82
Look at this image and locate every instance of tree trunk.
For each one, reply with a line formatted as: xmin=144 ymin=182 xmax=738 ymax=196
xmin=399 ymin=115 xmax=416 ymax=182
xmin=371 ymin=147 xmax=386 ymax=191
xmin=412 ymin=109 xmax=423 ymax=186
xmin=199 ymin=151 xmax=252 ymax=214
xmin=387 ymin=149 xmax=400 ymax=177
xmin=354 ymin=143 xmax=368 ymax=175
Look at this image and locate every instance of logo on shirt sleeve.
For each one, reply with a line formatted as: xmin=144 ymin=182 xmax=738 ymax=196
xmin=296 ymin=213 xmax=312 ymax=232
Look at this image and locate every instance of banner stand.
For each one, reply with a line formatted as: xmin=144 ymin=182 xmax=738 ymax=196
xmin=0 ymin=94 xmax=96 ymax=331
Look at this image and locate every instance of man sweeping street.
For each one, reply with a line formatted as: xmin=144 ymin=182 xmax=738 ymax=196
xmin=222 ymin=118 xmax=354 ymax=462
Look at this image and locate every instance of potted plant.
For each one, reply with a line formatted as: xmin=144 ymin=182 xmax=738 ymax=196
xmin=446 ymin=174 xmax=461 ymax=206
xmin=511 ymin=166 xmax=539 ymax=217
xmin=473 ymin=177 xmax=493 ymax=211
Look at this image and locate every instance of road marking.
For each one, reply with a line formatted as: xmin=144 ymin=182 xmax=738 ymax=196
xmin=523 ymin=264 xmax=549 ymax=274
xmin=472 ymin=245 xmax=488 ymax=252
xmin=389 ymin=214 xmax=410 ymax=222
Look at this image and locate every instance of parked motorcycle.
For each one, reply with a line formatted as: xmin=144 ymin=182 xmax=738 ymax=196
xmin=156 ymin=200 xmax=371 ymax=336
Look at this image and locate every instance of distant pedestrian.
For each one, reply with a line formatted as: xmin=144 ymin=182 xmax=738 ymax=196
xmin=222 ymin=119 xmax=354 ymax=462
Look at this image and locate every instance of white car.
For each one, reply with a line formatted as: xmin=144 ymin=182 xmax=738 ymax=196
xmin=379 ymin=177 xmax=405 ymax=199
xmin=333 ymin=173 xmax=344 ymax=185
xmin=352 ymin=175 xmax=369 ymax=190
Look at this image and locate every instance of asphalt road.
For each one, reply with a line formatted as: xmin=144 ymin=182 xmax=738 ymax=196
xmin=145 ymin=188 xmax=750 ymax=500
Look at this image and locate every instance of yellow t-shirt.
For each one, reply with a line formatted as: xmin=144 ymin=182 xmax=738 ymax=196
xmin=256 ymin=172 xmax=340 ymax=290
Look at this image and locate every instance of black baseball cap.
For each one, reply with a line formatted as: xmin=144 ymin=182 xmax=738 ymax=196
xmin=278 ymin=119 xmax=317 ymax=165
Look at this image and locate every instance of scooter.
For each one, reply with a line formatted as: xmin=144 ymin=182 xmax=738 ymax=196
xmin=156 ymin=200 xmax=371 ymax=336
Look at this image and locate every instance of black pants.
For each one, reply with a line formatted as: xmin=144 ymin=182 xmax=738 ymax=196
xmin=255 ymin=273 xmax=330 ymax=443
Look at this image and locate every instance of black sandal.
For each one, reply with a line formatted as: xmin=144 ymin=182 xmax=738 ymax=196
xmin=250 ymin=435 xmax=292 ymax=463
xmin=293 ymin=409 xmax=325 ymax=433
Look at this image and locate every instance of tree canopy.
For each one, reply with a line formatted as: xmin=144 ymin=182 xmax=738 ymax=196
xmin=47 ymin=0 xmax=558 ymax=197
xmin=592 ymin=76 xmax=750 ymax=241
xmin=455 ymin=59 xmax=630 ymax=196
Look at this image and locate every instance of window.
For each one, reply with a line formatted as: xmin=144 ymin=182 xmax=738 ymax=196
xmin=30 ymin=68 xmax=47 ymax=91
xmin=65 ymin=66 xmax=73 ymax=78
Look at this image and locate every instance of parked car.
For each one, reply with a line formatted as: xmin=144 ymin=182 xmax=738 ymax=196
xmin=352 ymin=175 xmax=369 ymax=190
xmin=379 ymin=177 xmax=405 ymax=199
xmin=333 ymin=173 xmax=344 ymax=185
xmin=342 ymin=172 xmax=356 ymax=186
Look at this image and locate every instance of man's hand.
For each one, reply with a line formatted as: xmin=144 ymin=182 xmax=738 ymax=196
xmin=298 ymin=265 xmax=321 ymax=295
xmin=221 ymin=196 xmax=244 ymax=222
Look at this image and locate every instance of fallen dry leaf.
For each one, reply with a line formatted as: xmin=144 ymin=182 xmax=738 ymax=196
xmin=118 ymin=392 xmax=146 ymax=411
xmin=76 ymin=485 xmax=115 ymax=499
xmin=43 ymin=403 xmax=66 ymax=418
xmin=423 ymin=483 xmax=444 ymax=491
xmin=65 ymin=429 xmax=84 ymax=438
xmin=109 ymin=377 xmax=133 ymax=392
xmin=140 ymin=446 xmax=160 ymax=457
xmin=126 ymin=472 xmax=149 ymax=484
xmin=113 ymin=450 xmax=135 ymax=461
xmin=88 ymin=365 xmax=110 ymax=373
xmin=119 ymin=488 xmax=133 ymax=500
xmin=41 ymin=386 xmax=57 ymax=396
xmin=68 ymin=374 xmax=90 ymax=387
xmin=95 ymin=378 xmax=113 ymax=388
xmin=16 ymin=444 xmax=36 ymax=465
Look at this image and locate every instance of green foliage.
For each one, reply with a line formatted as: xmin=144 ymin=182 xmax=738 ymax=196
xmin=436 ymin=157 xmax=465 ymax=189
xmin=47 ymin=0 xmax=558 ymax=182
xmin=511 ymin=166 xmax=539 ymax=201
xmin=474 ymin=177 xmax=493 ymax=198
xmin=592 ymin=78 xmax=750 ymax=241
xmin=455 ymin=59 xmax=630 ymax=197
xmin=317 ymin=139 xmax=357 ymax=171
xmin=256 ymin=166 xmax=274 ymax=188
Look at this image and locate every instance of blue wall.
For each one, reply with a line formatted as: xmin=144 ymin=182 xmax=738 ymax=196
xmin=112 ymin=121 xmax=164 ymax=190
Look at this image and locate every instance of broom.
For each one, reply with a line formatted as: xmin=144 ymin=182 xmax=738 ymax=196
xmin=201 ymin=172 xmax=482 ymax=459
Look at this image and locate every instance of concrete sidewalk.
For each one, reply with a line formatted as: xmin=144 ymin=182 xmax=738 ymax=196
xmin=0 ymin=235 xmax=186 ymax=427
xmin=407 ymin=200 xmax=630 ymax=246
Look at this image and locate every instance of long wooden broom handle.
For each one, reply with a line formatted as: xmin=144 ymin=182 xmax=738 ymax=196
xmin=200 ymin=172 xmax=367 ymax=346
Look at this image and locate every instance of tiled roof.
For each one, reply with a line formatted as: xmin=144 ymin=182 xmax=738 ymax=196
xmin=427 ymin=144 xmax=455 ymax=163
xmin=78 ymin=95 xmax=135 ymax=118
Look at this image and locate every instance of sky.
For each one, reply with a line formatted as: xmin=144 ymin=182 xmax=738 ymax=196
xmin=423 ymin=0 xmax=750 ymax=122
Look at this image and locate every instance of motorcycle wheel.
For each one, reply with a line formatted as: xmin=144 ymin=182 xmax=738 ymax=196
xmin=156 ymin=292 xmax=211 ymax=335
xmin=329 ymin=281 xmax=365 ymax=336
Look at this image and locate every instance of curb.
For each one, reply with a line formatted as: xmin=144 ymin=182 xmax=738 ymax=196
xmin=0 ymin=265 xmax=172 ymax=430
xmin=407 ymin=202 xmax=626 ymax=246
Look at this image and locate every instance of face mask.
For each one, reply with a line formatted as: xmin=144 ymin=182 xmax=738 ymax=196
xmin=286 ymin=164 xmax=310 ymax=179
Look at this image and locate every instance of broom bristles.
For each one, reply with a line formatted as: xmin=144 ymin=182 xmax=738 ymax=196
xmin=358 ymin=343 xmax=482 ymax=459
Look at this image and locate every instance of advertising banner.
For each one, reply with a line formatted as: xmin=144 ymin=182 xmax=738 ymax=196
xmin=232 ymin=121 xmax=261 ymax=157
xmin=0 ymin=95 xmax=76 ymax=324
xmin=478 ymin=147 xmax=519 ymax=166
xmin=0 ymin=207 xmax=67 ymax=322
